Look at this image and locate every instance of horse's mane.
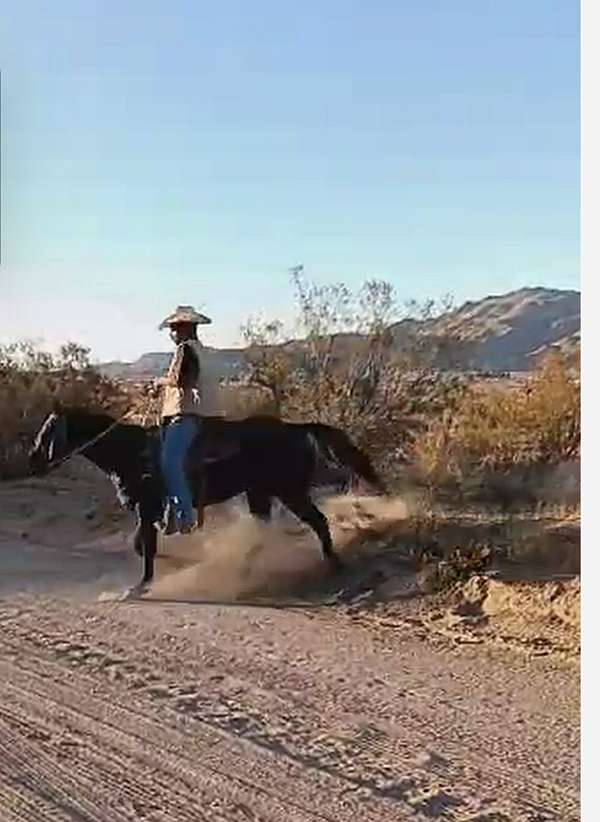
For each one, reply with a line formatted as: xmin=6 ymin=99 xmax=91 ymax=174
xmin=64 ymin=406 xmax=116 ymax=425
xmin=60 ymin=408 xmax=150 ymax=467
xmin=58 ymin=405 xmax=117 ymax=428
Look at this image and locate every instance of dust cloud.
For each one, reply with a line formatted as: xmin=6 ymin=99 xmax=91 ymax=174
xmin=146 ymin=494 xmax=410 ymax=603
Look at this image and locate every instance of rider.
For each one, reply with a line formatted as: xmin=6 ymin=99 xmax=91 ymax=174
xmin=155 ymin=305 xmax=219 ymax=533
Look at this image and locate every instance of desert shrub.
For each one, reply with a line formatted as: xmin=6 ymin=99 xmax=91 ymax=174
xmin=218 ymin=382 xmax=279 ymax=419
xmin=240 ymin=268 xmax=468 ymax=478
xmin=412 ymin=352 xmax=580 ymax=494
xmin=0 ymin=340 xmax=132 ymax=478
xmin=282 ymin=367 xmax=469 ymax=478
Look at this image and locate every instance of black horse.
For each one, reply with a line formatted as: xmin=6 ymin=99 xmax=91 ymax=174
xmin=29 ymin=407 xmax=386 ymax=591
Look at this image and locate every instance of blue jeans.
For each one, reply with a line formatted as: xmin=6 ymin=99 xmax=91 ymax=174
xmin=160 ymin=416 xmax=200 ymax=529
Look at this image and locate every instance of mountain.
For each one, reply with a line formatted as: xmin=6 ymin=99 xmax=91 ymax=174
xmin=100 ymin=348 xmax=246 ymax=381
xmin=392 ymin=286 xmax=580 ymax=371
xmin=98 ymin=286 xmax=580 ymax=380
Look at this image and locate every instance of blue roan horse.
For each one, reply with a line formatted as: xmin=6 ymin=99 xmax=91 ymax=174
xmin=29 ymin=408 xmax=386 ymax=592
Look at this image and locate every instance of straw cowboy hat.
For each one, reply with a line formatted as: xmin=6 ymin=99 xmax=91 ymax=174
xmin=158 ymin=305 xmax=212 ymax=329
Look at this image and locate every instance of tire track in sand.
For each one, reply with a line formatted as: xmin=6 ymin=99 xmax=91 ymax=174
xmin=0 ymin=602 xmax=578 ymax=822
xmin=0 ymin=651 xmax=417 ymax=822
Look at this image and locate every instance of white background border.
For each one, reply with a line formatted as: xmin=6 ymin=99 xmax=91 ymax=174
xmin=581 ymin=0 xmax=595 ymax=818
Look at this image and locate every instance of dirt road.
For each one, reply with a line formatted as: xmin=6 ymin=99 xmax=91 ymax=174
xmin=0 ymin=472 xmax=579 ymax=821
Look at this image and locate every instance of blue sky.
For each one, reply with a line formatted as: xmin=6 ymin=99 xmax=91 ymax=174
xmin=0 ymin=0 xmax=579 ymax=360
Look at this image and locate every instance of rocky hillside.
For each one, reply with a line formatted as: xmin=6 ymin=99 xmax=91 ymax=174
xmin=392 ymin=286 xmax=580 ymax=371
xmin=99 ymin=286 xmax=580 ymax=379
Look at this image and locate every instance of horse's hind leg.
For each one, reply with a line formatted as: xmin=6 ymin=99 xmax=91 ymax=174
xmin=194 ymin=470 xmax=207 ymax=529
xmin=280 ymin=495 xmax=342 ymax=570
xmin=133 ymin=524 xmax=144 ymax=557
xmin=163 ymin=501 xmax=178 ymax=535
xmin=239 ymin=492 xmax=272 ymax=578
xmin=247 ymin=491 xmax=272 ymax=523
xmin=195 ymin=496 xmax=205 ymax=529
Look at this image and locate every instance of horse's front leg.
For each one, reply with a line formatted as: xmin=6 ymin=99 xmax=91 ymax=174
xmin=140 ymin=516 xmax=157 ymax=585
xmin=129 ymin=503 xmax=158 ymax=596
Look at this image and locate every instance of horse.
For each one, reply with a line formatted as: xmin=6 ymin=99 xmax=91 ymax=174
xmin=28 ymin=407 xmax=386 ymax=593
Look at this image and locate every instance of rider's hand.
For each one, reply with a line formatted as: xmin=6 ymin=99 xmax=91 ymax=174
xmin=146 ymin=379 xmax=162 ymax=397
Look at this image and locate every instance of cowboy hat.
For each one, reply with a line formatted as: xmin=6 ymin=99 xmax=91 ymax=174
xmin=158 ymin=305 xmax=212 ymax=329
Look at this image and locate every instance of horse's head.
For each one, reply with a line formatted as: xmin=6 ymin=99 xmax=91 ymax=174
xmin=29 ymin=404 xmax=69 ymax=476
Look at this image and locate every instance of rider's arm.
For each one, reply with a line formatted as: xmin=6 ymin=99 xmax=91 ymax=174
xmin=151 ymin=344 xmax=199 ymax=392
xmin=177 ymin=344 xmax=200 ymax=390
xmin=154 ymin=344 xmax=187 ymax=389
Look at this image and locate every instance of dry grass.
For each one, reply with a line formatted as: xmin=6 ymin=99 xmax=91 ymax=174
xmin=0 ymin=341 xmax=132 ymax=478
xmin=411 ymin=352 xmax=580 ymax=500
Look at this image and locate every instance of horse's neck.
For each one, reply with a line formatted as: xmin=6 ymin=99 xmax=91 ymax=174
xmin=80 ymin=425 xmax=142 ymax=477
xmin=68 ymin=415 xmax=112 ymax=445
xmin=84 ymin=429 xmax=152 ymax=510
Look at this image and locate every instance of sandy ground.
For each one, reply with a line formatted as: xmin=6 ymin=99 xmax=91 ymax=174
xmin=0 ymin=461 xmax=580 ymax=821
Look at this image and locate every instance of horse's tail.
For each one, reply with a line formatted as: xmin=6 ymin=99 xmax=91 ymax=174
xmin=306 ymin=424 xmax=388 ymax=495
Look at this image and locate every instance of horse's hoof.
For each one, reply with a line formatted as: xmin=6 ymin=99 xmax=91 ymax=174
xmin=126 ymin=581 xmax=151 ymax=599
